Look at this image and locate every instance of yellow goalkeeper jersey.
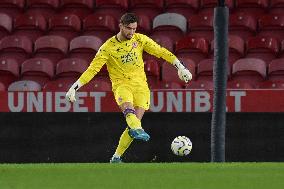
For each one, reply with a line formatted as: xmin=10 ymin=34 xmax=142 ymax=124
xmin=78 ymin=33 xmax=177 ymax=89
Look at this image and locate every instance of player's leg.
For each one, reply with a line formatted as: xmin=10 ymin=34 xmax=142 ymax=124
xmin=110 ymin=85 xmax=148 ymax=163
xmin=128 ymin=86 xmax=150 ymax=140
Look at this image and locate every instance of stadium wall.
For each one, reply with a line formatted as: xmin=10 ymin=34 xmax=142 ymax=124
xmin=0 ymin=113 xmax=283 ymax=163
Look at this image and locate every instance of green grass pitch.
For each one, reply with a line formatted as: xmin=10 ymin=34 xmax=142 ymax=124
xmin=0 ymin=163 xmax=283 ymax=189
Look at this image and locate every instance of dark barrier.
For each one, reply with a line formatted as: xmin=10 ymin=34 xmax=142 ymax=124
xmin=0 ymin=113 xmax=283 ymax=163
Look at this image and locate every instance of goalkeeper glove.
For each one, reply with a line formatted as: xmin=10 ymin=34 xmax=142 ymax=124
xmin=66 ymin=80 xmax=83 ymax=102
xmin=173 ymin=59 xmax=192 ymax=83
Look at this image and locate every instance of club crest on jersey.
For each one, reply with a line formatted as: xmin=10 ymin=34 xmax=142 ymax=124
xmin=132 ymin=41 xmax=138 ymax=48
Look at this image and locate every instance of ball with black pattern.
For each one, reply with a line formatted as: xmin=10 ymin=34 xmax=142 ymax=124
xmin=171 ymin=136 xmax=192 ymax=156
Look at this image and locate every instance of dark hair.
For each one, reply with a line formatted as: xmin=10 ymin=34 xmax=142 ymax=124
xmin=120 ymin=13 xmax=138 ymax=25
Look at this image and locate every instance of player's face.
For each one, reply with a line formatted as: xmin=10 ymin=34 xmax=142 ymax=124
xmin=121 ymin=22 xmax=137 ymax=40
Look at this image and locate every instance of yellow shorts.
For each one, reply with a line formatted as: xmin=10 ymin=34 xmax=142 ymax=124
xmin=113 ymin=83 xmax=150 ymax=110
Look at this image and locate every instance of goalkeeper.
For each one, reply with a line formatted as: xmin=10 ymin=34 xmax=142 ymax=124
xmin=66 ymin=13 xmax=192 ymax=163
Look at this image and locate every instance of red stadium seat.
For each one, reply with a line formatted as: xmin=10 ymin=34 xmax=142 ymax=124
xmin=26 ymin=0 xmax=59 ymax=19
xmin=43 ymin=77 xmax=76 ymax=91
xmin=257 ymin=80 xmax=284 ymax=89
xmin=229 ymin=12 xmax=257 ymax=40
xmin=152 ymin=13 xmax=187 ymax=42
xmin=185 ymin=80 xmax=213 ymax=89
xmin=34 ymin=35 xmax=68 ymax=63
xmin=144 ymin=59 xmax=160 ymax=85
xmin=21 ymin=58 xmax=54 ymax=86
xmin=0 ymin=58 xmax=19 ymax=88
xmin=59 ymin=0 xmax=94 ymax=19
xmin=210 ymin=35 xmax=245 ymax=65
xmin=0 ymin=81 xmax=5 ymax=91
xmin=175 ymin=36 xmax=209 ymax=63
xmin=8 ymin=80 xmax=42 ymax=91
xmin=164 ymin=0 xmax=199 ymax=18
xmin=69 ymin=36 xmax=103 ymax=62
xmin=13 ymin=13 xmax=47 ymax=42
xmin=161 ymin=59 xmax=196 ymax=85
xmin=258 ymin=14 xmax=284 ymax=41
xmin=48 ymin=14 xmax=81 ymax=42
xmin=136 ymin=14 xmax=152 ymax=35
xmin=0 ymin=0 xmax=25 ymax=17
xmin=235 ymin=0 xmax=269 ymax=19
xmin=0 ymin=13 xmax=12 ymax=40
xmin=280 ymin=39 xmax=284 ymax=58
xmin=83 ymin=14 xmax=118 ymax=42
xmin=0 ymin=35 xmax=33 ymax=64
xmin=246 ymin=36 xmax=279 ymax=64
xmin=268 ymin=58 xmax=284 ymax=81
xmin=197 ymin=59 xmax=214 ymax=81
xmin=129 ymin=0 xmax=163 ymax=20
xmin=187 ymin=13 xmax=214 ymax=41
xmin=56 ymin=58 xmax=88 ymax=78
xmin=227 ymin=80 xmax=255 ymax=89
xmin=95 ymin=0 xmax=128 ymax=18
xmin=199 ymin=0 xmax=235 ymax=15
xmin=268 ymin=0 xmax=284 ymax=15
xmin=231 ymin=58 xmax=267 ymax=86
xmin=81 ymin=78 xmax=112 ymax=91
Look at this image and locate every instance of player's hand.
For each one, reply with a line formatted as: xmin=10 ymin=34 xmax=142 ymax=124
xmin=178 ymin=68 xmax=192 ymax=83
xmin=66 ymin=87 xmax=76 ymax=102
xmin=65 ymin=80 xmax=83 ymax=103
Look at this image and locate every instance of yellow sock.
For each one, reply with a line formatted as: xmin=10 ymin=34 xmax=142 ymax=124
xmin=125 ymin=113 xmax=142 ymax=129
xmin=115 ymin=128 xmax=134 ymax=157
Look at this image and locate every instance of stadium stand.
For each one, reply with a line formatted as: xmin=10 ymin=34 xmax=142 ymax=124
xmin=227 ymin=80 xmax=255 ymax=89
xmin=55 ymin=58 xmax=88 ymax=79
xmin=231 ymin=58 xmax=267 ymax=87
xmin=235 ymin=0 xmax=269 ymax=19
xmin=83 ymin=13 xmax=118 ymax=42
xmin=258 ymin=14 xmax=284 ymax=41
xmin=152 ymin=13 xmax=187 ymax=42
xmin=48 ymin=14 xmax=81 ymax=42
xmin=187 ymin=13 xmax=214 ymax=41
xmin=26 ymin=0 xmax=60 ymax=19
xmin=210 ymin=35 xmax=245 ymax=65
xmin=13 ymin=13 xmax=47 ymax=42
xmin=95 ymin=0 xmax=128 ymax=18
xmin=199 ymin=0 xmax=235 ymax=15
xmin=0 ymin=0 xmax=25 ymax=18
xmin=20 ymin=58 xmax=54 ymax=87
xmin=257 ymin=80 xmax=284 ymax=89
xmin=161 ymin=58 xmax=196 ymax=86
xmin=8 ymin=80 xmax=42 ymax=91
xmin=129 ymin=0 xmax=163 ymax=20
xmin=246 ymin=36 xmax=279 ymax=65
xmin=0 ymin=80 xmax=5 ymax=91
xmin=164 ymin=0 xmax=199 ymax=18
xmin=229 ymin=12 xmax=257 ymax=41
xmin=59 ymin=0 xmax=94 ymax=19
xmin=34 ymin=35 xmax=68 ymax=64
xmin=268 ymin=58 xmax=284 ymax=81
xmin=0 ymin=13 xmax=12 ymax=40
xmin=0 ymin=58 xmax=19 ymax=89
xmin=69 ymin=35 xmax=103 ymax=62
xmin=268 ymin=0 xmax=284 ymax=15
xmin=175 ymin=36 xmax=209 ymax=63
xmin=0 ymin=35 xmax=33 ymax=64
xmin=185 ymin=80 xmax=214 ymax=89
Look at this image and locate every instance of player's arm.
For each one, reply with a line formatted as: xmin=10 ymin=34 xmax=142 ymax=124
xmin=66 ymin=48 xmax=108 ymax=102
xmin=142 ymin=34 xmax=192 ymax=83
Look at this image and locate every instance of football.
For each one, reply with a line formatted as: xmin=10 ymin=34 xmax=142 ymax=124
xmin=171 ymin=136 xmax=192 ymax=156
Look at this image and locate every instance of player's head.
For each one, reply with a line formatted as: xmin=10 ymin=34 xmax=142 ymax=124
xmin=119 ymin=13 xmax=138 ymax=40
